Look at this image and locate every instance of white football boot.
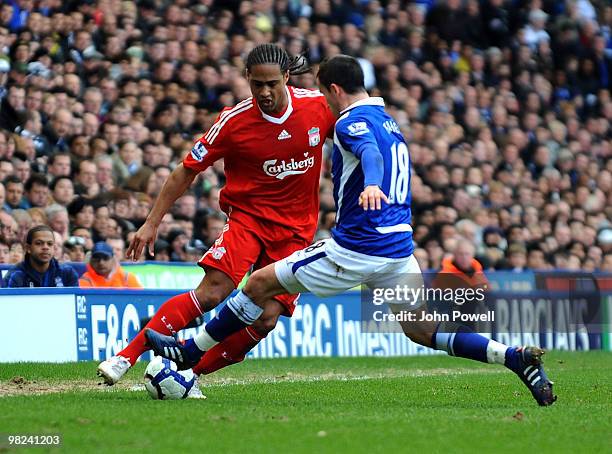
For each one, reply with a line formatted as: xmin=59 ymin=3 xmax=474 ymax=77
xmin=97 ymin=355 xmax=131 ymax=385
xmin=186 ymin=375 xmax=207 ymax=399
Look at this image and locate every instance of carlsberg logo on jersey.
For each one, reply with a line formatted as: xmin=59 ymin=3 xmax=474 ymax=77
xmin=263 ymin=153 xmax=315 ymax=180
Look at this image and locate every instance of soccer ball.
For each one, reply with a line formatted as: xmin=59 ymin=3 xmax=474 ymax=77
xmin=144 ymin=356 xmax=196 ymax=400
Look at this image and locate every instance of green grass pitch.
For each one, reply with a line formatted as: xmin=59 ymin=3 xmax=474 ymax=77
xmin=0 ymin=351 xmax=610 ymax=453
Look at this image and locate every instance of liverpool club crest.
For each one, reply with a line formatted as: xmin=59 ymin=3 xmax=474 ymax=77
xmin=308 ymin=127 xmax=320 ymax=147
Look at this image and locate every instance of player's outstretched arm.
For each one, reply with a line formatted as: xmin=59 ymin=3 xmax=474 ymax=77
xmin=358 ymin=145 xmax=387 ymax=211
xmin=126 ymin=163 xmax=199 ymax=260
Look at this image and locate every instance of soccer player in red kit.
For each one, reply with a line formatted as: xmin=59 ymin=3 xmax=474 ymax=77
xmin=97 ymin=44 xmax=335 ymax=389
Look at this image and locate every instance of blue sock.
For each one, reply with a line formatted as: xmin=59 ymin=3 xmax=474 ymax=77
xmin=205 ymin=304 xmax=248 ymax=342
xmin=181 ymin=307 xmax=247 ymax=359
xmin=450 ymin=328 xmax=489 ymax=363
xmin=434 ymin=325 xmax=507 ymax=364
xmin=183 ymin=338 xmax=204 ymax=357
xmin=192 ymin=291 xmax=264 ymax=352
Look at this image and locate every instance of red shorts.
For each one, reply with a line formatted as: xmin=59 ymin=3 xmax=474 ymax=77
xmin=198 ymin=209 xmax=312 ymax=316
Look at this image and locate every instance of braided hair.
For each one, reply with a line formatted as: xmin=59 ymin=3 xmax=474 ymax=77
xmin=245 ymin=43 xmax=310 ymax=75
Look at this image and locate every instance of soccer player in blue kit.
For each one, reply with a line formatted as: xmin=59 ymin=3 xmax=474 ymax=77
xmin=147 ymin=55 xmax=556 ymax=406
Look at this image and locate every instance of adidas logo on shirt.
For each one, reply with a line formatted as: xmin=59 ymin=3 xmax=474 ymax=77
xmin=277 ymin=129 xmax=292 ymax=140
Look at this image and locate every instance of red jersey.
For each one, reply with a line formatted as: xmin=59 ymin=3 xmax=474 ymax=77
xmin=183 ymin=86 xmax=335 ymax=240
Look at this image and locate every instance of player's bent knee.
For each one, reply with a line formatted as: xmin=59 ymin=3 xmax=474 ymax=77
xmin=245 ymin=265 xmax=286 ymax=302
xmin=251 ymin=316 xmax=278 ymax=337
xmin=244 ymin=270 xmax=270 ymax=300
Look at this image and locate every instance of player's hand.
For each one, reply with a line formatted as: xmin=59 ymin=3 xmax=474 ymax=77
xmin=359 ymin=185 xmax=388 ymax=211
xmin=126 ymin=221 xmax=158 ymax=261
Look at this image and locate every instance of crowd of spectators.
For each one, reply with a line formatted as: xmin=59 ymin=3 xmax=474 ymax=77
xmin=0 ymin=0 xmax=610 ymax=274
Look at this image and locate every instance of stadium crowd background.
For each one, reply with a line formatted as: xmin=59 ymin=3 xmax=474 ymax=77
xmin=0 ymin=0 xmax=610 ymax=274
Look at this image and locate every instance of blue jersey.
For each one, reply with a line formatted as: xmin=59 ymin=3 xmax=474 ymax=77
xmin=330 ymin=97 xmax=414 ymax=258
xmin=2 ymin=258 xmax=79 ymax=288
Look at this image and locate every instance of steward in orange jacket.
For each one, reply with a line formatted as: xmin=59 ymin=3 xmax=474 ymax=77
xmin=79 ymin=241 xmax=143 ymax=288
xmin=431 ymin=241 xmax=489 ymax=331
xmin=433 ymin=241 xmax=489 ymax=289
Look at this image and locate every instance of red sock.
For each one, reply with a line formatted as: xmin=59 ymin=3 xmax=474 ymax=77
xmin=118 ymin=291 xmax=203 ymax=365
xmin=193 ymin=326 xmax=263 ymax=375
